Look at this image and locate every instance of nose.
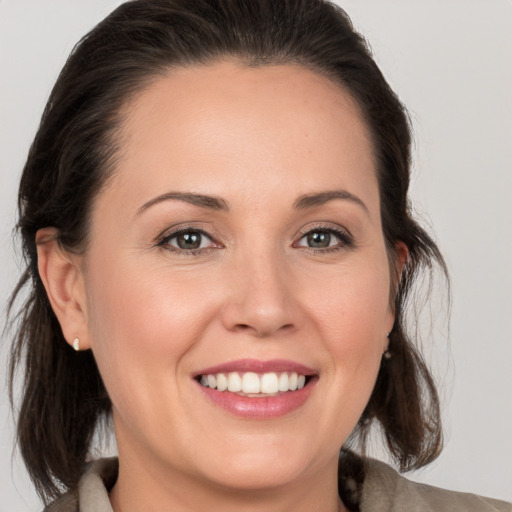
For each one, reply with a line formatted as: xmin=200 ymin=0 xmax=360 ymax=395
xmin=221 ymin=251 xmax=298 ymax=338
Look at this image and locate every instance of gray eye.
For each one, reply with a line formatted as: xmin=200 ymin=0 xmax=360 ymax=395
xmin=295 ymin=227 xmax=351 ymax=250
xmin=307 ymin=231 xmax=331 ymax=248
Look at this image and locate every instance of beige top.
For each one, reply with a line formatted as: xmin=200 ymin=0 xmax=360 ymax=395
xmin=45 ymin=457 xmax=511 ymax=512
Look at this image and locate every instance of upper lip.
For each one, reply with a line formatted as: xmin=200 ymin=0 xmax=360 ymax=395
xmin=193 ymin=358 xmax=317 ymax=377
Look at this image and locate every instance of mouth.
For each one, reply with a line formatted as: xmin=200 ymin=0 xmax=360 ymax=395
xmin=193 ymin=359 xmax=317 ymax=418
xmin=196 ymin=371 xmax=311 ymax=397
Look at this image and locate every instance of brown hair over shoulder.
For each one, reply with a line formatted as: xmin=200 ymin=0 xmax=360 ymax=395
xmin=8 ymin=0 xmax=447 ymax=503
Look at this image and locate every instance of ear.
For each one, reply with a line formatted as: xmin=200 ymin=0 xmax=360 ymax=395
xmin=36 ymin=228 xmax=90 ymax=350
xmin=393 ymin=241 xmax=408 ymax=281
xmin=386 ymin=240 xmax=409 ymax=334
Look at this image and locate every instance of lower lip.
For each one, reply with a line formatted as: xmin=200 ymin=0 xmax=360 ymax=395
xmin=196 ymin=379 xmax=317 ymax=419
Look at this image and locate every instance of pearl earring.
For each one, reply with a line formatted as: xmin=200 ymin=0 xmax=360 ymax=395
xmin=383 ymin=332 xmax=391 ymax=359
xmin=72 ymin=337 xmax=80 ymax=351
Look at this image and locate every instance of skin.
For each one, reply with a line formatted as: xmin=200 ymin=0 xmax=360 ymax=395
xmin=37 ymin=62 xmax=405 ymax=512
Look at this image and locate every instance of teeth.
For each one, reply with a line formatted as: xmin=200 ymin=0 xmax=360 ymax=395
xmin=289 ymin=372 xmax=298 ymax=391
xmin=261 ymin=373 xmax=279 ymax=394
xmin=242 ymin=372 xmax=260 ymax=393
xmin=278 ymin=372 xmax=289 ymax=392
xmin=216 ymin=373 xmax=228 ymax=391
xmin=199 ymin=371 xmax=308 ymax=394
xmin=227 ymin=372 xmax=242 ymax=392
xmin=207 ymin=374 xmax=217 ymax=388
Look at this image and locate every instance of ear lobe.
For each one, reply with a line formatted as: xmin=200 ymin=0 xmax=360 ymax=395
xmin=36 ymin=228 xmax=90 ymax=350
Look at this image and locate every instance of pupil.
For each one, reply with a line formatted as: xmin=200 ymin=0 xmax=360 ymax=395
xmin=177 ymin=232 xmax=201 ymax=249
xmin=308 ymin=231 xmax=330 ymax=248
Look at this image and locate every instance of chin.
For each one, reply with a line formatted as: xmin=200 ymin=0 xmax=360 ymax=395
xmin=203 ymin=457 xmax=308 ymax=491
xmin=186 ymin=434 xmax=323 ymax=492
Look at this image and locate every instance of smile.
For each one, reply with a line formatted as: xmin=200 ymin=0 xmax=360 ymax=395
xmin=194 ymin=359 xmax=317 ymax=418
xmin=199 ymin=371 xmax=307 ymax=395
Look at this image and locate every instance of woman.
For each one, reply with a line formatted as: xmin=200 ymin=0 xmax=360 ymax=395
xmin=7 ymin=1 xmax=511 ymax=511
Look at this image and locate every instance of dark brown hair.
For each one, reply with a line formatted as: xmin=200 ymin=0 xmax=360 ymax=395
xmin=8 ymin=0 xmax=447 ymax=503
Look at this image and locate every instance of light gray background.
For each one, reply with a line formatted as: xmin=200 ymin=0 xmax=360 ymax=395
xmin=1 ymin=1 xmax=511 ymax=509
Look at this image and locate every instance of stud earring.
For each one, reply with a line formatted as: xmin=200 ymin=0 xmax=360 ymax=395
xmin=72 ymin=337 xmax=80 ymax=351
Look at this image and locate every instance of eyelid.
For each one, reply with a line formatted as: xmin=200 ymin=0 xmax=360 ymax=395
xmin=155 ymin=222 xmax=219 ymax=242
xmin=293 ymin=223 xmax=354 ymax=250
xmin=154 ymin=221 xmax=353 ymax=254
xmin=156 ymin=224 xmax=223 ymax=254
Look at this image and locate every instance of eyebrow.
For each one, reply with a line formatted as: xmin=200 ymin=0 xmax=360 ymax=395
xmin=136 ymin=189 xmax=368 ymax=216
xmin=137 ymin=192 xmax=229 ymax=216
xmin=293 ymin=190 xmax=369 ymax=214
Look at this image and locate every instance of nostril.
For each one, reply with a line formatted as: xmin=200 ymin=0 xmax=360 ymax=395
xmin=233 ymin=323 xmax=251 ymax=331
xmin=233 ymin=322 xmax=295 ymax=336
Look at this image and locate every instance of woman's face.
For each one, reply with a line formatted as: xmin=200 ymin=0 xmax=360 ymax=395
xmin=80 ymin=62 xmax=397 ymax=492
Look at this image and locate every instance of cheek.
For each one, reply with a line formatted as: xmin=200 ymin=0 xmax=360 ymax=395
xmin=303 ymin=260 xmax=392 ymax=346
xmin=301 ymin=257 xmax=391 ymax=406
xmin=83 ymin=257 xmax=219 ymax=393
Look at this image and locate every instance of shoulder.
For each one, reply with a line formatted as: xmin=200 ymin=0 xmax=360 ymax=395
xmin=361 ymin=458 xmax=512 ymax=512
xmin=43 ymin=492 xmax=78 ymax=512
xmin=43 ymin=458 xmax=118 ymax=512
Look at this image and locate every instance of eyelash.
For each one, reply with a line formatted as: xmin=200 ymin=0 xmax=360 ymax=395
xmin=156 ymin=224 xmax=354 ymax=256
xmin=293 ymin=224 xmax=354 ymax=253
xmin=157 ymin=227 xmax=220 ymax=256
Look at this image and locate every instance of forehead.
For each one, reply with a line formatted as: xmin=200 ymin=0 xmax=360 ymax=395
xmin=100 ymin=61 xmax=378 ymax=216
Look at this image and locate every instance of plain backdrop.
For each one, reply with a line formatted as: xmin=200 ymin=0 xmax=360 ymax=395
xmin=1 ymin=1 xmax=511 ymax=510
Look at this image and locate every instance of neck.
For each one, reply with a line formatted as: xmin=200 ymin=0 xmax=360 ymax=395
xmin=109 ymin=450 xmax=348 ymax=512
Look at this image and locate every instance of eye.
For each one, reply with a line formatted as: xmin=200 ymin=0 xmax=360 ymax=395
xmin=159 ymin=229 xmax=215 ymax=252
xmin=295 ymin=227 xmax=352 ymax=250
